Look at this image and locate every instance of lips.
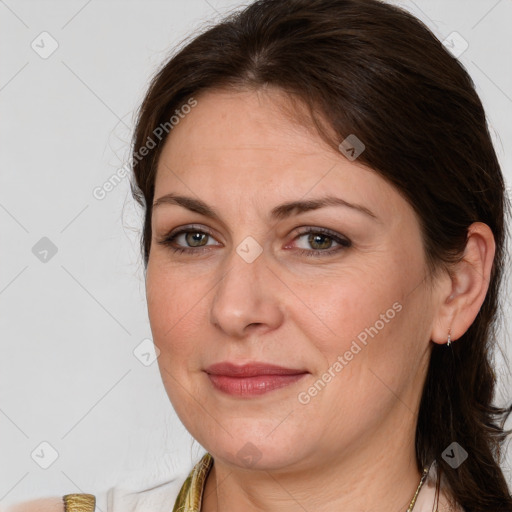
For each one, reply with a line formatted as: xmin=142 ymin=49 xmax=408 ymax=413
xmin=204 ymin=362 xmax=309 ymax=396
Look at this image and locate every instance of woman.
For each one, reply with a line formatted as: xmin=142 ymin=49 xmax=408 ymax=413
xmin=6 ymin=0 xmax=511 ymax=510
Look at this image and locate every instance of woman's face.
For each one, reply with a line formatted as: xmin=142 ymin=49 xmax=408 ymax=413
xmin=146 ymin=87 xmax=439 ymax=471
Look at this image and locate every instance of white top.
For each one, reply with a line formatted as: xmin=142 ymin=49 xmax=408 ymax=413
xmin=96 ymin=455 xmax=194 ymax=512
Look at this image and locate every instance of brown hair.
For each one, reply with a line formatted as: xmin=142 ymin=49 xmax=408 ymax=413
xmin=129 ymin=0 xmax=512 ymax=509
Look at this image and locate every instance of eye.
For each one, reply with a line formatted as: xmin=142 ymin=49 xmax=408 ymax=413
xmin=288 ymin=227 xmax=351 ymax=257
xmin=157 ymin=225 xmax=220 ymax=255
xmin=156 ymin=225 xmax=351 ymax=258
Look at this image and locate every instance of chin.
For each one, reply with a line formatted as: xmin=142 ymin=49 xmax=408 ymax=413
xmin=198 ymin=422 xmax=311 ymax=471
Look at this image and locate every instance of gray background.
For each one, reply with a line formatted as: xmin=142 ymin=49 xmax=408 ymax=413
xmin=1 ymin=0 xmax=511 ymax=505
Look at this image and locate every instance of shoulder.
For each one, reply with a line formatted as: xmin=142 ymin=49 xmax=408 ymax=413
xmin=1 ymin=497 xmax=64 ymax=512
xmin=413 ymin=460 xmax=465 ymax=512
xmin=414 ymin=483 xmax=465 ymax=512
xmin=2 ymin=454 xmax=199 ymax=512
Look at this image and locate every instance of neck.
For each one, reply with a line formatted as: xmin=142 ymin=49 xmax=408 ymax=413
xmin=201 ymin=411 xmax=423 ymax=512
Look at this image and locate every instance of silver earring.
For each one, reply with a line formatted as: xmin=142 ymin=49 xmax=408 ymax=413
xmin=447 ymin=330 xmax=451 ymax=347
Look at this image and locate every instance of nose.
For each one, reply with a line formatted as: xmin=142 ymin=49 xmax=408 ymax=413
xmin=210 ymin=244 xmax=285 ymax=339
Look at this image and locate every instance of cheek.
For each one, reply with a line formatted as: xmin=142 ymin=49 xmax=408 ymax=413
xmin=145 ymin=262 xmax=206 ymax=359
xmin=319 ymin=284 xmax=430 ymax=414
xmin=289 ymin=264 xmax=406 ymax=357
xmin=145 ymin=264 xmax=210 ymax=421
xmin=292 ymin=253 xmax=425 ymax=396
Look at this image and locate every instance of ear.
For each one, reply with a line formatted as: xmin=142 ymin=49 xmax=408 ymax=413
xmin=430 ymin=222 xmax=495 ymax=345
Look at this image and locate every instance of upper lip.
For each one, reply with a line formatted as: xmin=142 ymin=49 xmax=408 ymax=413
xmin=205 ymin=362 xmax=308 ymax=377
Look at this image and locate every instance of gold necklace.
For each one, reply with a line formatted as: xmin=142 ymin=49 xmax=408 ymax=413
xmin=407 ymin=462 xmax=433 ymax=511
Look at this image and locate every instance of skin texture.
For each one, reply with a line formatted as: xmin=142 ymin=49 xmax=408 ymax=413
xmin=2 ymin=497 xmax=64 ymax=512
xmin=145 ymin=87 xmax=494 ymax=512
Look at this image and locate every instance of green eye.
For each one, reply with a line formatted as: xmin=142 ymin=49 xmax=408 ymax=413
xmin=291 ymin=228 xmax=351 ymax=257
xmin=157 ymin=225 xmax=351 ymax=257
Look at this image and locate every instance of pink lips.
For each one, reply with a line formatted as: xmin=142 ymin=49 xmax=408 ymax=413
xmin=204 ymin=362 xmax=308 ymax=397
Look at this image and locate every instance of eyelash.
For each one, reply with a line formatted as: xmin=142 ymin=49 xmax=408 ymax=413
xmin=157 ymin=225 xmax=351 ymax=258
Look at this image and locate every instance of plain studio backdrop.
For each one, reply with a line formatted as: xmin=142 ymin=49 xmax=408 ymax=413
xmin=1 ymin=0 xmax=511 ymax=505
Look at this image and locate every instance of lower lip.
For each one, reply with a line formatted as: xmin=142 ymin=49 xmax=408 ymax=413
xmin=206 ymin=373 xmax=307 ymax=396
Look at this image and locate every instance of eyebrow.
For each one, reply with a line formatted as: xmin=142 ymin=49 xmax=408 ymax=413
xmin=152 ymin=193 xmax=378 ymax=221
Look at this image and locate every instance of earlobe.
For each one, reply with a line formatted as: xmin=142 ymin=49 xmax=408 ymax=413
xmin=430 ymin=222 xmax=495 ymax=346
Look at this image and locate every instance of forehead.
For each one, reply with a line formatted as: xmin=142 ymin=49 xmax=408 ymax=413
xmin=157 ymin=88 xmax=333 ymax=172
xmin=153 ymin=88 xmax=406 ymax=222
